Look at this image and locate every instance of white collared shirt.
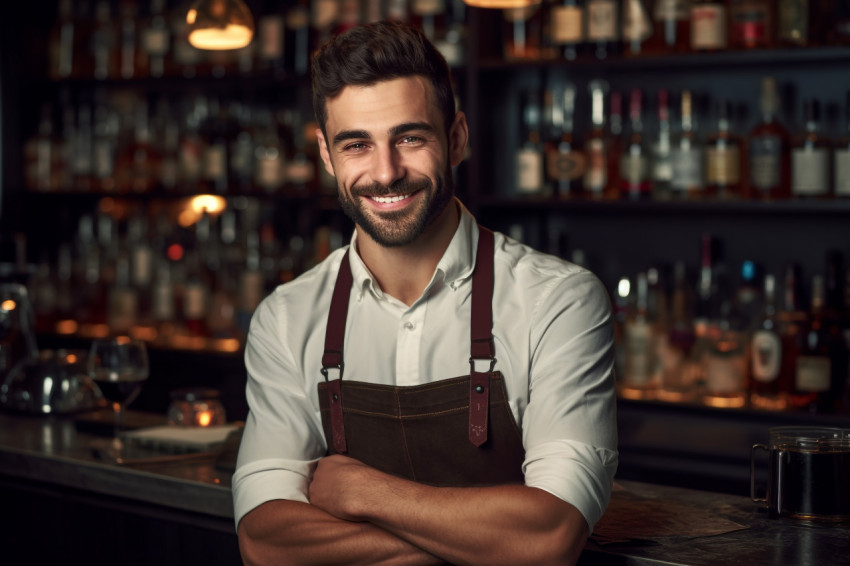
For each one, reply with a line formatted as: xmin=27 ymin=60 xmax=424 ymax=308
xmin=233 ymin=200 xmax=618 ymax=531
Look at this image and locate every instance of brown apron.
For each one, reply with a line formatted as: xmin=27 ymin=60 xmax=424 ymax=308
xmin=318 ymin=228 xmax=525 ymax=486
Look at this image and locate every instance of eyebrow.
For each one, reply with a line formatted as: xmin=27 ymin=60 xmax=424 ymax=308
xmin=332 ymin=122 xmax=436 ymax=146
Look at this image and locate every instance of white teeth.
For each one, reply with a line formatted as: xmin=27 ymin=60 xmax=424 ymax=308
xmin=372 ymin=194 xmax=408 ymax=204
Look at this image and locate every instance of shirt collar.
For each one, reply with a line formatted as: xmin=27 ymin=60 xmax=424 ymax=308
xmin=346 ymin=198 xmax=480 ymax=300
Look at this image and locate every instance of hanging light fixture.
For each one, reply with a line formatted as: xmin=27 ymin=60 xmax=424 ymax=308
xmin=463 ymin=0 xmax=541 ymax=8
xmin=186 ymin=0 xmax=255 ymax=50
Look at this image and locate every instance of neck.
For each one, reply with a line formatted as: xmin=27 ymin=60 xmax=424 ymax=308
xmin=356 ymin=200 xmax=460 ymax=306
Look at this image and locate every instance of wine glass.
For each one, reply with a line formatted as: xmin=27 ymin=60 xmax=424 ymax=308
xmin=88 ymin=337 xmax=149 ymax=461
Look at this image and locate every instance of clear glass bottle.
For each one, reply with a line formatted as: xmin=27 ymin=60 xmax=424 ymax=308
xmin=544 ymin=83 xmax=585 ymax=198
xmin=583 ymin=80 xmax=613 ymax=199
xmin=516 ymin=90 xmax=546 ymax=196
xmin=791 ymin=99 xmax=832 ymax=199
xmin=651 ymin=89 xmax=673 ymax=199
xmin=621 ymin=272 xmax=659 ymax=399
xmin=620 ymin=88 xmax=652 ymax=200
xmin=670 ymin=90 xmax=705 ymax=199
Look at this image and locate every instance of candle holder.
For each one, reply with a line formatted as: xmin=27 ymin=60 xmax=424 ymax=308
xmin=167 ymin=387 xmax=226 ymax=427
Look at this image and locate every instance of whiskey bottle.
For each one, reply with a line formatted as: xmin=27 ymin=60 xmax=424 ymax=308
xmin=551 ymin=0 xmax=585 ymax=60
xmin=690 ymin=0 xmax=728 ymax=51
xmin=586 ymin=0 xmax=621 ymax=59
xmin=749 ymin=274 xmax=789 ymax=410
xmin=704 ymin=98 xmax=742 ymax=199
xmin=256 ymin=2 xmax=286 ymax=75
xmin=835 ymin=91 xmax=850 ymax=198
xmin=791 ymin=99 xmax=832 ymax=199
xmin=703 ymin=273 xmax=749 ymax=409
xmin=777 ymin=0 xmax=811 ymax=47
xmin=791 ymin=275 xmax=839 ymax=412
xmin=544 ymin=83 xmax=585 ymax=198
xmin=748 ymin=77 xmax=791 ymax=200
xmin=657 ymin=261 xmax=699 ymax=402
xmin=649 ymin=0 xmax=692 ymax=53
xmin=622 ymin=0 xmax=653 ymax=57
xmin=516 ymin=91 xmax=546 ymax=196
xmin=583 ymin=80 xmax=613 ymax=199
xmin=729 ymin=0 xmax=773 ymax=49
xmin=620 ymin=88 xmax=652 ymax=200
xmin=777 ymin=263 xmax=806 ymax=408
xmin=670 ymin=90 xmax=705 ymax=198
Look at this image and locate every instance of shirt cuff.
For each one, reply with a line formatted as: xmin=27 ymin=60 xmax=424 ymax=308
xmin=231 ymin=459 xmax=314 ymax=529
xmin=522 ymin=440 xmax=618 ymax=533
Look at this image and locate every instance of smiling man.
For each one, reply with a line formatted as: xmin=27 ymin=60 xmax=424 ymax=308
xmin=233 ymin=21 xmax=618 ymax=566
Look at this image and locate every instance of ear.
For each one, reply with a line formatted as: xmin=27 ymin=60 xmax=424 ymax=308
xmin=447 ymin=111 xmax=469 ymax=168
xmin=316 ymin=128 xmax=336 ymax=178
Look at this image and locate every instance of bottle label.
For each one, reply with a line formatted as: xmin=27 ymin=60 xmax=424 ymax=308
xmin=551 ymin=6 xmax=584 ymax=44
xmin=791 ymin=148 xmax=829 ymax=195
xmin=143 ymin=28 xmax=169 ymax=57
xmin=749 ymin=135 xmax=782 ymax=190
xmin=583 ymin=138 xmax=608 ymax=193
xmin=731 ymin=6 xmax=769 ymax=43
xmin=705 ymin=351 xmax=746 ymax=394
xmin=654 ymin=0 xmax=689 ymax=21
xmin=256 ymin=155 xmax=284 ymax=190
xmin=751 ymin=330 xmax=782 ymax=382
xmin=625 ymin=320 xmax=654 ymax=386
xmin=587 ymin=0 xmax=618 ymax=41
xmin=153 ymin=283 xmax=175 ymax=321
xmin=183 ymin=284 xmax=207 ymax=319
xmin=706 ymin=144 xmax=741 ymax=185
xmin=691 ymin=5 xmax=728 ymax=49
xmin=203 ymin=144 xmax=227 ymax=180
xmin=259 ymin=16 xmax=285 ymax=60
xmin=795 ymin=355 xmax=831 ymax=393
xmin=620 ymin=152 xmax=648 ymax=185
xmin=835 ymin=149 xmax=850 ymax=196
xmin=412 ymin=0 xmax=444 ymax=16
xmin=778 ymin=0 xmax=809 ymax=43
xmin=622 ymin=0 xmax=652 ymax=43
xmin=516 ymin=148 xmax=544 ymax=194
xmin=670 ymin=147 xmax=704 ymax=191
xmin=546 ymin=147 xmax=586 ymax=181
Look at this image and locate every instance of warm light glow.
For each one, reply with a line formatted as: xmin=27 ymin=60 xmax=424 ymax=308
xmin=65 ymin=353 xmax=78 ymax=364
xmin=197 ymin=410 xmax=213 ymax=427
xmin=186 ymin=0 xmax=254 ymax=51
xmin=190 ymin=194 xmax=227 ymax=215
xmin=211 ymin=337 xmax=241 ymax=352
xmin=0 ymin=299 xmax=16 ymax=311
xmin=463 ymin=0 xmax=541 ymax=7
xmin=167 ymin=243 xmax=185 ymax=261
xmin=115 ymin=335 xmax=132 ymax=345
xmin=55 ymin=319 xmax=79 ymax=335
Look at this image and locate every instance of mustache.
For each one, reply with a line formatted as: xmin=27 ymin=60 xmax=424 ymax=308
xmin=350 ymin=178 xmax=432 ymax=198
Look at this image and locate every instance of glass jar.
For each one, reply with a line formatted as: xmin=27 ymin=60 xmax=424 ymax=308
xmin=167 ymin=387 xmax=226 ymax=427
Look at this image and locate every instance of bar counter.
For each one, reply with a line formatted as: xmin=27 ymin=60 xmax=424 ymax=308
xmin=0 ymin=409 xmax=848 ymax=566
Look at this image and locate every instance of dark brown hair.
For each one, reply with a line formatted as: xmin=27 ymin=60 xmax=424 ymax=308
xmin=311 ymin=21 xmax=456 ymax=136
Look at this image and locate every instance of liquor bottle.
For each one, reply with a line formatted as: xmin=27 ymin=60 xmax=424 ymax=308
xmin=72 ymin=104 xmax=94 ymax=192
xmin=410 ymin=0 xmax=447 ymax=44
xmin=690 ymin=0 xmax=728 ymax=51
xmin=118 ymin=0 xmax=146 ymax=79
xmin=286 ymin=0 xmax=312 ymax=75
xmin=151 ymin=257 xmax=176 ymax=335
xmin=649 ymin=0 xmax=692 ymax=53
xmin=621 ymin=272 xmax=659 ymax=399
xmin=127 ymin=214 xmax=154 ymax=327
xmin=729 ymin=0 xmax=773 ymax=49
xmin=828 ymin=0 xmax=850 ymax=45
xmin=749 ymin=274 xmax=790 ymax=410
xmin=116 ymin=98 xmax=161 ymax=194
xmin=748 ymin=77 xmax=791 ymax=200
xmin=622 ymin=0 xmax=653 ymax=57
xmin=285 ymin=112 xmax=319 ymax=196
xmin=670 ymin=90 xmax=705 ymax=198
xmin=432 ymin=0 xmax=467 ymax=67
xmin=607 ymin=90 xmax=624 ymax=197
xmin=108 ymin=248 xmax=138 ymax=336
xmin=835 ymin=91 xmax=850 ymax=198
xmin=503 ymin=5 xmax=543 ymax=60
xmin=49 ymin=0 xmax=75 ymax=79
xmin=703 ymin=276 xmax=749 ymax=409
xmin=142 ymin=0 xmax=171 ymax=78
xmin=91 ymin=0 xmax=117 ymax=80
xmin=586 ymin=0 xmax=621 ymax=59
xmin=791 ymin=99 xmax=832 ymax=199
xmin=777 ymin=263 xmax=806 ymax=407
xmin=312 ymin=0 xmax=341 ymax=52
xmin=171 ymin=0 xmax=204 ymax=78
xmin=201 ymin=98 xmax=230 ymax=195
xmin=551 ymin=0 xmax=585 ymax=60
xmin=583 ymin=80 xmax=613 ymax=199
xmin=544 ymin=83 xmax=585 ymax=198
xmin=651 ymin=89 xmax=673 ymax=199
xmin=256 ymin=2 xmax=286 ymax=75
xmin=791 ymin=275 xmax=840 ymax=412
xmin=154 ymin=98 xmax=179 ymax=191
xmin=620 ymin=88 xmax=652 ymax=200
xmin=229 ymin=102 xmax=255 ymax=194
xmin=254 ymin=107 xmax=286 ymax=193
xmin=777 ymin=0 xmax=811 ymax=47
xmin=704 ymin=98 xmax=743 ymax=199
xmin=516 ymin=91 xmax=546 ymax=196
xmin=180 ymin=250 xmax=210 ymax=339
xmin=178 ymin=101 xmax=205 ymax=193
xmin=657 ymin=261 xmax=699 ymax=402
xmin=237 ymin=229 xmax=266 ymax=335
xmin=23 ymin=104 xmax=55 ymax=192
xmin=613 ymin=275 xmax=631 ymax=383
xmin=733 ymin=259 xmax=764 ymax=326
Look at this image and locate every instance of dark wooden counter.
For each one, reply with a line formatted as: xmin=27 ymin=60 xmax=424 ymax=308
xmin=0 ymin=409 xmax=847 ymax=566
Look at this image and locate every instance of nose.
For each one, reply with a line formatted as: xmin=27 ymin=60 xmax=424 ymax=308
xmin=369 ymin=144 xmax=405 ymax=187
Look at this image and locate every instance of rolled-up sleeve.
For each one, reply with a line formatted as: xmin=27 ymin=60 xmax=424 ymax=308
xmin=521 ymin=271 xmax=618 ymax=532
xmin=231 ymin=292 xmax=327 ymax=529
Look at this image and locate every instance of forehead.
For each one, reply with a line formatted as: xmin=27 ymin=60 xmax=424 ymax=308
xmin=324 ymin=76 xmax=442 ymax=138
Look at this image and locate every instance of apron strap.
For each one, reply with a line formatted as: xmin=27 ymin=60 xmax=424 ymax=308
xmin=469 ymin=227 xmax=495 ymax=447
xmin=322 ymin=251 xmax=353 ymax=453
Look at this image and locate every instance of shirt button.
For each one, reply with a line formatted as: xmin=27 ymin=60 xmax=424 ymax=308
xmin=404 ymin=321 xmax=415 ymax=330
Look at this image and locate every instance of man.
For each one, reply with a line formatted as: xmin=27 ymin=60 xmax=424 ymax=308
xmin=233 ymin=21 xmax=617 ymax=566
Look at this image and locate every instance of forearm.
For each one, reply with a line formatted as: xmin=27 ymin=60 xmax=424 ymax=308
xmin=238 ymin=499 xmax=445 ymax=566
xmin=312 ymin=460 xmax=589 ymax=566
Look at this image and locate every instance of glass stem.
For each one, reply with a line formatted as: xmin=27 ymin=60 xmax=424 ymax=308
xmin=113 ymin=402 xmax=126 ymax=444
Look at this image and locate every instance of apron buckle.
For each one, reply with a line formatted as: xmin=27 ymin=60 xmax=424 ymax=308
xmin=321 ymin=362 xmax=345 ymax=382
xmin=469 ymin=357 xmax=497 ymax=374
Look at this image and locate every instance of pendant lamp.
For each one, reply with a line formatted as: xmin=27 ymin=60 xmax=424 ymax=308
xmin=462 ymin=0 xmax=541 ymax=8
xmin=186 ymin=0 xmax=255 ymax=50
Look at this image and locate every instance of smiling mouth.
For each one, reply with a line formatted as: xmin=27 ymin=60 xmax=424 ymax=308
xmin=370 ymin=194 xmax=412 ymax=204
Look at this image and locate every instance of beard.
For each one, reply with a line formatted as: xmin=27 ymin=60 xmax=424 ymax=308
xmin=338 ymin=171 xmax=455 ymax=248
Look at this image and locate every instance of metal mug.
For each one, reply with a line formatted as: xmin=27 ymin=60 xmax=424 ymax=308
xmin=751 ymin=426 xmax=850 ymax=522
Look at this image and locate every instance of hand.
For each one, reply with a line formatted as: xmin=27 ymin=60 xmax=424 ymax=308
xmin=309 ymin=454 xmax=380 ymax=521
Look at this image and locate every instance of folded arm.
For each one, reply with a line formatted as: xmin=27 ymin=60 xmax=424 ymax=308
xmin=308 ymin=455 xmax=589 ymax=566
xmin=237 ymin=498 xmax=446 ymax=566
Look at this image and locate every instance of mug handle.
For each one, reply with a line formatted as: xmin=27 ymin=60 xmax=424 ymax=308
xmin=750 ymin=443 xmax=768 ymax=503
